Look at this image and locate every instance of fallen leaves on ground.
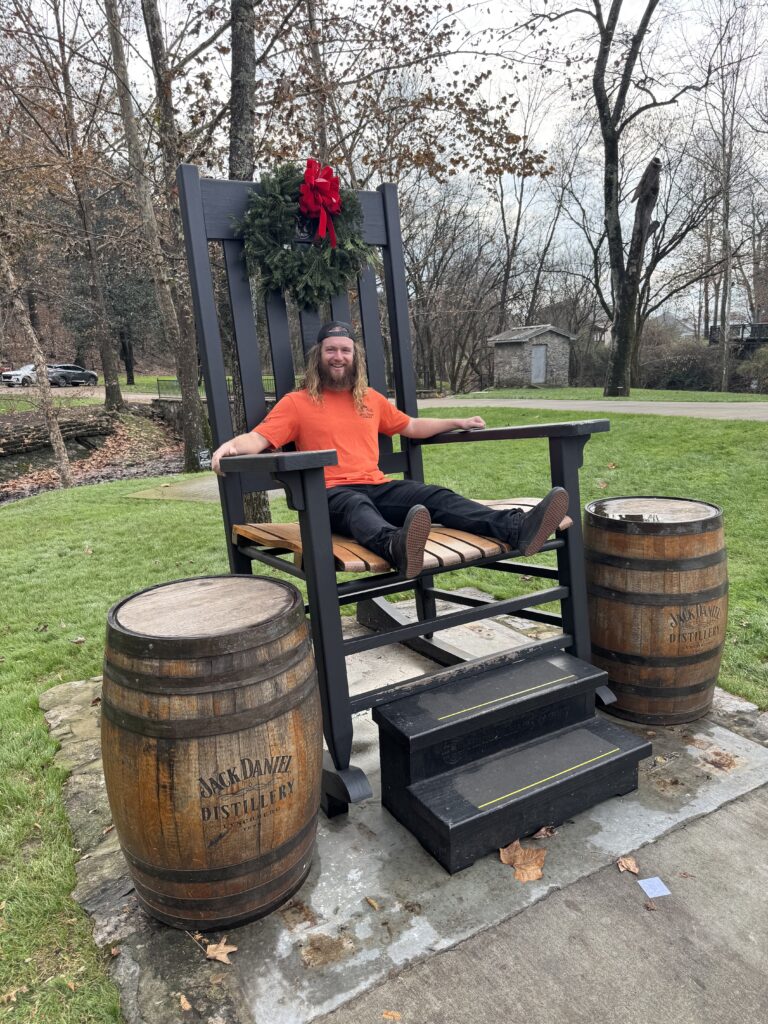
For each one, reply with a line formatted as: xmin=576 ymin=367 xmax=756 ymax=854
xmin=531 ymin=825 xmax=557 ymax=839
xmin=180 ymin=994 xmax=192 ymax=1011
xmin=365 ymin=896 xmax=380 ymax=911
xmin=596 ymin=479 xmax=608 ymax=489
xmin=0 ymin=986 xmax=29 ymax=1004
xmin=644 ymin=900 xmax=657 ymax=911
xmin=705 ymin=750 xmax=736 ymax=771
xmin=110 ymin=947 xmax=120 ymax=957
xmin=70 ymin=636 xmax=86 ymax=645
xmin=382 ymin=1013 xmax=402 ymax=1021
xmin=102 ymin=824 xmax=114 ymax=835
xmin=206 ymin=937 xmax=238 ymax=964
xmin=617 ymin=856 xmax=640 ymax=875
xmin=499 ymin=840 xmax=547 ymax=882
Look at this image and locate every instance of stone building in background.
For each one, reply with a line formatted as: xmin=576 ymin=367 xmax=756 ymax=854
xmin=488 ymin=324 xmax=574 ymax=387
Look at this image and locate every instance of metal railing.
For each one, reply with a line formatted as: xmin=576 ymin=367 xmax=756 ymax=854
xmin=156 ymin=375 xmax=288 ymax=399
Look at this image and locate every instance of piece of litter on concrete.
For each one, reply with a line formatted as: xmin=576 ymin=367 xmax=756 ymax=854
xmin=638 ymin=877 xmax=671 ymax=898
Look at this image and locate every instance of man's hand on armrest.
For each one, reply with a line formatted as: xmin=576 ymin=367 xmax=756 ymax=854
xmin=400 ymin=415 xmax=485 ymax=440
xmin=212 ymin=431 xmax=270 ymax=476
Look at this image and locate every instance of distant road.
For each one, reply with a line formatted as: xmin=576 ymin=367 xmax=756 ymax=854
xmin=418 ymin=397 xmax=768 ymax=421
xmin=3 ymin=388 xmax=767 ymax=420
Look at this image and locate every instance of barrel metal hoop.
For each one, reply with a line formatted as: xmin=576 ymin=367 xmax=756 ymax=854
xmin=587 ymin=580 xmax=728 ymax=606
xmin=133 ymin=863 xmax=313 ymax=930
xmin=107 ymin=576 xmax=306 ymax=659
xmin=103 ymin=637 xmax=311 ymax=695
xmin=585 ymin=512 xmax=723 ymax=536
xmin=585 ymin=548 xmax=727 ymax=572
xmin=122 ymin=815 xmax=317 ymax=882
xmin=591 ymin=643 xmax=725 ymax=668
xmin=607 ymin=705 xmax=711 ymax=726
xmin=132 ymin=854 xmax=311 ymax=912
xmin=101 ymin=667 xmax=318 ymax=739
xmin=607 ymin=677 xmax=717 ymax=698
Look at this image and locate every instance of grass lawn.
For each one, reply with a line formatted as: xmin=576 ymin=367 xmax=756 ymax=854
xmin=1 ymin=407 xmax=767 ymax=1021
xmin=462 ymin=386 xmax=767 ymax=402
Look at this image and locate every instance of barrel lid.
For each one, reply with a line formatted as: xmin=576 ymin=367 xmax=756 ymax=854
xmin=113 ymin=576 xmax=299 ymax=640
xmin=585 ymin=497 xmax=722 ymax=525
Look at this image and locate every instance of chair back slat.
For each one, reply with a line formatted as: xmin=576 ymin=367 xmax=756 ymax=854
xmin=264 ymin=292 xmax=296 ymax=399
xmin=176 ymin=164 xmax=234 ymax=447
xmin=223 ymin=239 xmax=267 ymax=429
xmin=330 ymin=293 xmax=352 ymax=323
xmin=299 ymin=309 xmax=323 ymax=355
xmin=357 ymin=265 xmax=388 ymax=394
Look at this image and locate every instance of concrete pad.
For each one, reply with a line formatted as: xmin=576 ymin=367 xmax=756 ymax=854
xmin=319 ymin=785 xmax=768 ymax=1024
xmin=40 ymin=608 xmax=768 ymax=1024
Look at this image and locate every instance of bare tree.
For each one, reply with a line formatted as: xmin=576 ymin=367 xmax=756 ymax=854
xmin=0 ymin=224 xmax=72 ymax=486
xmin=103 ymin=0 xmax=207 ymax=470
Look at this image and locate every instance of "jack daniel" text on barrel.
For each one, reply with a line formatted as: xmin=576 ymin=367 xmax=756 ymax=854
xmin=584 ymin=497 xmax=728 ymax=725
xmin=101 ymin=576 xmax=322 ymax=930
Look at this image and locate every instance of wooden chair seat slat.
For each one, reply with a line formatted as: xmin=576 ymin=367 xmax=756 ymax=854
xmin=232 ymin=497 xmax=571 ymax=574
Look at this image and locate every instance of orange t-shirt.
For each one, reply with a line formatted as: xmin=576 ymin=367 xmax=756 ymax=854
xmin=253 ymin=388 xmax=411 ymax=488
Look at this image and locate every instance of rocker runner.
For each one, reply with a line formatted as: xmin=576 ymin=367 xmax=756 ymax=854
xmin=212 ymin=322 xmax=569 ymax=578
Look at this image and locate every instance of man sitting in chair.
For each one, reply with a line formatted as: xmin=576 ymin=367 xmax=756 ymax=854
xmin=212 ymin=321 xmax=568 ymax=578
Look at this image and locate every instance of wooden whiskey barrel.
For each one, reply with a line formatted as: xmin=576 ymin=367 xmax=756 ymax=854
xmin=585 ymin=497 xmax=728 ymax=725
xmin=101 ymin=575 xmax=322 ymax=931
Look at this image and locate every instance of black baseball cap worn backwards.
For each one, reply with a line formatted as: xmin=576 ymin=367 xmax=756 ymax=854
xmin=317 ymin=321 xmax=356 ymax=344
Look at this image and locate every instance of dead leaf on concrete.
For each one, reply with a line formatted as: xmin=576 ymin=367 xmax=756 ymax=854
xmin=705 ymin=750 xmax=736 ymax=771
xmin=102 ymin=824 xmax=114 ymax=836
xmin=617 ymin=856 xmax=640 ymax=875
xmin=110 ymin=947 xmax=120 ymax=958
xmin=365 ymin=896 xmax=380 ymax=911
xmin=206 ymin=937 xmax=238 ymax=964
xmin=678 ymin=871 xmax=696 ymax=879
xmin=644 ymin=900 xmax=657 ymax=911
xmin=300 ymin=933 xmax=354 ymax=968
xmin=531 ymin=825 xmax=557 ymax=839
xmin=180 ymin=993 xmax=192 ymax=1011
xmin=499 ymin=840 xmax=547 ymax=882
xmin=382 ymin=1013 xmax=402 ymax=1021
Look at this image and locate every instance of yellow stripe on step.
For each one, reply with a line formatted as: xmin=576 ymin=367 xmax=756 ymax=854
xmin=477 ymin=747 xmax=621 ymax=809
xmin=436 ymin=675 xmax=576 ymax=721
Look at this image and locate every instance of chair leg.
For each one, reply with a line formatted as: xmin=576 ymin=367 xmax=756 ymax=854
xmin=414 ymin=575 xmax=437 ymax=639
xmin=283 ymin=467 xmax=374 ymax=816
xmin=549 ymin=436 xmax=592 ymax=660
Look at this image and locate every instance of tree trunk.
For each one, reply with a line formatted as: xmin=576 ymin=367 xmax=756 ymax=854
xmin=141 ymin=0 xmax=207 ymax=470
xmin=106 ymin=0 xmax=205 ymax=469
xmin=229 ymin=0 xmax=270 ymax=524
xmin=306 ymin=0 xmax=329 ymax=163
xmin=52 ymin=0 xmax=123 ymax=412
xmin=0 ymin=235 xmax=72 ymax=487
xmin=605 ymin=157 xmax=661 ymax=396
xmin=119 ymin=327 xmax=135 ymax=385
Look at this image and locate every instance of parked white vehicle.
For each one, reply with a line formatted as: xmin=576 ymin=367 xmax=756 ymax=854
xmin=1 ymin=364 xmax=37 ymax=387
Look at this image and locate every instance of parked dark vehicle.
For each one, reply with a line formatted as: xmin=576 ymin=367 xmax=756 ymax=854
xmin=2 ymin=363 xmax=98 ymax=387
xmin=46 ymin=364 xmax=99 ymax=387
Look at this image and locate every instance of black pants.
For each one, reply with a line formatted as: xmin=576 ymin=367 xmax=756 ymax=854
xmin=326 ymin=480 xmax=523 ymax=559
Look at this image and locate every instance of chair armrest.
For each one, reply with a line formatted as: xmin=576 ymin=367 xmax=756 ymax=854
xmin=415 ymin=419 xmax=610 ymax=445
xmin=220 ymin=450 xmax=338 ymax=473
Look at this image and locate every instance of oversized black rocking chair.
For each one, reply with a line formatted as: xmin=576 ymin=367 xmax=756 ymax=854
xmin=177 ymin=164 xmax=649 ymax=866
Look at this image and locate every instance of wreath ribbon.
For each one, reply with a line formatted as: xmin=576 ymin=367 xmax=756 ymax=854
xmin=298 ymin=158 xmax=341 ymax=248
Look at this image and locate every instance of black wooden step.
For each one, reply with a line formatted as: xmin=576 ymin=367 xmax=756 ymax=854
xmin=374 ymin=652 xmax=605 ymax=788
xmin=385 ymin=717 xmax=651 ymax=874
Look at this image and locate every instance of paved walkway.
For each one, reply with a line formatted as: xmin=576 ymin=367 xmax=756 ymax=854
xmin=419 ymin=397 xmax=768 ymax=421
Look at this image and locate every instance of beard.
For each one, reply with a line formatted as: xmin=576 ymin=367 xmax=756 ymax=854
xmin=319 ymin=362 xmax=356 ymax=390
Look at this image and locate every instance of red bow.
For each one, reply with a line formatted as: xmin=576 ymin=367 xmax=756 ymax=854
xmin=298 ymin=158 xmax=341 ymax=248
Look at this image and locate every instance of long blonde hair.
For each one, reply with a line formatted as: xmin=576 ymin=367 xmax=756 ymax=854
xmin=303 ymin=340 xmax=369 ymax=413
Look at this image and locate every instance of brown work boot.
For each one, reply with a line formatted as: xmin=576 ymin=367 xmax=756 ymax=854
xmin=516 ymin=487 xmax=569 ymax=555
xmin=386 ymin=505 xmax=431 ymax=578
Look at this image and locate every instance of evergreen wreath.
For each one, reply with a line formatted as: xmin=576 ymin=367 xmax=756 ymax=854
xmin=238 ymin=160 xmax=374 ymax=310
